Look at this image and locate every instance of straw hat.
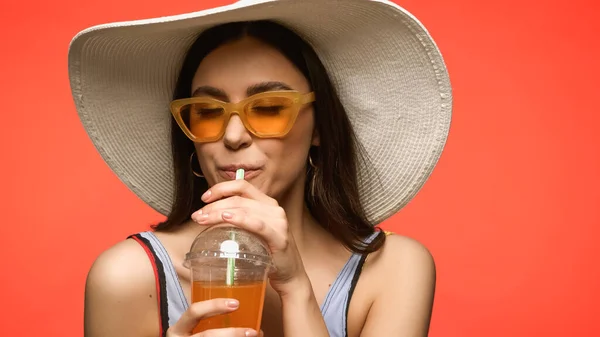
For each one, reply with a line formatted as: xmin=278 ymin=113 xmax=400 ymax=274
xmin=67 ymin=0 xmax=452 ymax=225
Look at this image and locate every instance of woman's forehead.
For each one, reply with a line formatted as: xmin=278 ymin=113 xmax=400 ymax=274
xmin=191 ymin=37 xmax=310 ymax=97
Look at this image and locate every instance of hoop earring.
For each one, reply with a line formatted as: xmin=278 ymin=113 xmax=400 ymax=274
xmin=308 ymin=153 xmax=318 ymax=199
xmin=190 ymin=152 xmax=204 ymax=178
xmin=308 ymin=154 xmax=317 ymax=170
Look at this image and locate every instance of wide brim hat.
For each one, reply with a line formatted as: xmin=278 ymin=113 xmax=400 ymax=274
xmin=67 ymin=0 xmax=452 ymax=225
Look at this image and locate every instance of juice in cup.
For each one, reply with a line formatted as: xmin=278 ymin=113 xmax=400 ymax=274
xmin=192 ymin=280 xmax=267 ymax=332
xmin=183 ymin=225 xmax=272 ymax=333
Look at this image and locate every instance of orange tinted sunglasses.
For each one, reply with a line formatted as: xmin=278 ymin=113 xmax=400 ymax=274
xmin=170 ymin=91 xmax=316 ymax=143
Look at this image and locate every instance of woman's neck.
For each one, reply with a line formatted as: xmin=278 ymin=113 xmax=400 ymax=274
xmin=276 ymin=177 xmax=339 ymax=256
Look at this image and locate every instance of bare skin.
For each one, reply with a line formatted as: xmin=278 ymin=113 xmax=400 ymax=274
xmin=84 ymin=37 xmax=436 ymax=337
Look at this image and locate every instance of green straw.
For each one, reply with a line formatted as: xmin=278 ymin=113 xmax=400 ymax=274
xmin=223 ymin=169 xmax=244 ymax=327
xmin=223 ymin=169 xmax=245 ymax=328
xmin=225 ymin=231 xmax=236 ymax=287
xmin=225 ymin=168 xmax=245 ymax=287
xmin=235 ymin=168 xmax=245 ymax=180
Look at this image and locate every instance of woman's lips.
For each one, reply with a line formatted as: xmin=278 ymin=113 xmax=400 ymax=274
xmin=217 ymin=168 xmax=261 ymax=180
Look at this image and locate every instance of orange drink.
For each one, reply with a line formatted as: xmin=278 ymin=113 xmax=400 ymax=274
xmin=191 ymin=281 xmax=267 ymax=333
xmin=183 ymin=225 xmax=272 ymax=333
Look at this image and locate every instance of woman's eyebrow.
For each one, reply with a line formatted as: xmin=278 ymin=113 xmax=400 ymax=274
xmin=247 ymin=81 xmax=293 ymax=96
xmin=191 ymin=86 xmax=227 ymax=99
xmin=191 ymin=81 xmax=293 ymax=99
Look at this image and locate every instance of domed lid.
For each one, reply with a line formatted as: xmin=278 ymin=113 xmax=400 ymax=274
xmin=183 ymin=225 xmax=272 ymax=268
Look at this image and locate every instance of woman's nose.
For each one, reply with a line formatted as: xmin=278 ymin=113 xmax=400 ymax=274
xmin=222 ymin=114 xmax=252 ymax=150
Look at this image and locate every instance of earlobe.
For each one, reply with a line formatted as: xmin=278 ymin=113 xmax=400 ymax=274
xmin=311 ymin=129 xmax=320 ymax=146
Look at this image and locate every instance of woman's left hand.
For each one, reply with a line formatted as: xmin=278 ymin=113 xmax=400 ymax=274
xmin=191 ymin=179 xmax=308 ymax=296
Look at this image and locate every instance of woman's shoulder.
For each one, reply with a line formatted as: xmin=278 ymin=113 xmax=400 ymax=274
xmin=84 ymin=236 xmax=158 ymax=336
xmin=377 ymin=232 xmax=435 ymax=266
xmin=360 ymin=231 xmax=436 ymax=300
xmin=366 ymin=232 xmax=436 ymax=280
xmin=350 ymin=232 xmax=436 ymax=335
xmin=86 ymin=236 xmax=155 ymax=291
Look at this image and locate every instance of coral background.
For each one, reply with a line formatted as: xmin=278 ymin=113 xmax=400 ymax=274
xmin=1 ymin=0 xmax=598 ymax=336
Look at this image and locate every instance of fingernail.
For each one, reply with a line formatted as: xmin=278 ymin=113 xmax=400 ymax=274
xmin=226 ymin=299 xmax=239 ymax=308
xmin=222 ymin=211 xmax=233 ymax=219
xmin=191 ymin=213 xmax=206 ymax=222
xmin=201 ymin=190 xmax=211 ymax=201
xmin=245 ymin=330 xmax=258 ymax=337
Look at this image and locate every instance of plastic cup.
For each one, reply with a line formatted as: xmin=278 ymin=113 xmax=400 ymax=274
xmin=183 ymin=225 xmax=272 ymax=333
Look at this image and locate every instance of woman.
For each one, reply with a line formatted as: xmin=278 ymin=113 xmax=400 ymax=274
xmin=69 ymin=1 xmax=452 ymax=337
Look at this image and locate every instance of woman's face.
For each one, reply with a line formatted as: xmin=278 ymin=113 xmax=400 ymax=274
xmin=191 ymin=36 xmax=318 ymax=200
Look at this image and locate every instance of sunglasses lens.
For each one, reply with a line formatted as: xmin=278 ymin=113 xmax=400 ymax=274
xmin=245 ymin=97 xmax=296 ymax=136
xmin=175 ymin=94 xmax=304 ymax=142
xmin=181 ymin=102 xmax=227 ymax=140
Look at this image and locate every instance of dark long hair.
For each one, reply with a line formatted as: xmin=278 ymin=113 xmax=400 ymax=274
xmin=152 ymin=20 xmax=385 ymax=254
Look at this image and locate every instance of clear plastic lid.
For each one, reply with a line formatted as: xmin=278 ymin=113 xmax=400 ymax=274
xmin=183 ymin=225 xmax=273 ymax=269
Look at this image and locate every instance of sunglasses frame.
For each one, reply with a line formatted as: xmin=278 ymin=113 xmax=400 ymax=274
xmin=170 ymin=90 xmax=316 ymax=143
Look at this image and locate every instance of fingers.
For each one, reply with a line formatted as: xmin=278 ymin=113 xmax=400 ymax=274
xmin=193 ymin=196 xmax=282 ymax=220
xmin=191 ymin=178 xmax=290 ymax=253
xmin=193 ymin=208 xmax=286 ymax=250
xmin=196 ymin=196 xmax=263 ymax=217
xmin=220 ymin=210 xmax=288 ymax=252
xmin=192 ymin=328 xmax=259 ymax=337
xmin=201 ymin=180 xmax=277 ymax=205
xmin=168 ymin=299 xmax=239 ymax=335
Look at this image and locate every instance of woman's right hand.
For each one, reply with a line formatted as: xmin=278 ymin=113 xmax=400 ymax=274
xmin=166 ymin=298 xmax=261 ymax=337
